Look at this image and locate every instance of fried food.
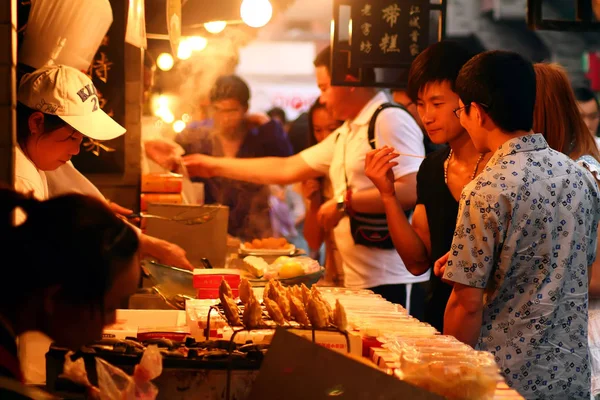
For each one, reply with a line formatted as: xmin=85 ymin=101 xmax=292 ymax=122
xmin=307 ymin=297 xmax=330 ymax=328
xmin=333 ymin=299 xmax=348 ymax=331
xmin=273 ymin=279 xmax=285 ymax=292
xmin=300 ymin=284 xmax=311 ymax=309
xmin=221 ymin=294 xmax=241 ymax=326
xmin=264 ymin=280 xmax=277 ymax=302
xmin=242 ymin=298 xmax=264 ymax=329
xmin=311 ymin=287 xmax=333 ymax=323
xmin=264 ymin=298 xmax=286 ymax=325
xmin=243 ymin=237 xmax=292 ymax=250
xmin=275 ymin=290 xmax=291 ymax=320
xmin=265 ymin=279 xmax=291 ymax=319
xmin=239 ymin=278 xmax=253 ymax=304
xmin=290 ymin=285 xmax=303 ymax=302
xmin=288 ymin=291 xmax=310 ymax=326
xmin=219 ymin=278 xmax=233 ymax=305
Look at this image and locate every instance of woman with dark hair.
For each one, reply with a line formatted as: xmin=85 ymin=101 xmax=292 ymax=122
xmin=0 ymin=188 xmax=140 ymax=395
xmin=533 ymin=63 xmax=600 ymax=399
xmin=302 ymin=100 xmax=344 ymax=286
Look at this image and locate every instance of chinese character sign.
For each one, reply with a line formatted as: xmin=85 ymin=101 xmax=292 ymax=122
xmin=351 ymin=0 xmax=430 ymax=68
xmin=71 ymin=0 xmax=127 ymax=173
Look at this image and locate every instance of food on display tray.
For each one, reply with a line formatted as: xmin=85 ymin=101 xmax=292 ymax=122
xmin=242 ymin=297 xmax=264 ymax=329
xmin=398 ymin=351 xmax=500 ymax=400
xmin=242 ymin=256 xmax=268 ymax=278
xmin=243 ymin=237 xmax=293 ymax=250
xmin=239 ymin=278 xmax=253 ymax=304
xmin=240 ymin=255 xmax=323 ymax=288
xmin=182 ymin=269 xmax=516 ymax=399
xmin=307 ymin=296 xmax=330 ymax=329
xmin=333 ymin=299 xmax=348 ymax=332
xmin=264 ymin=298 xmax=286 ymax=325
xmin=288 ymin=291 xmax=310 ymax=326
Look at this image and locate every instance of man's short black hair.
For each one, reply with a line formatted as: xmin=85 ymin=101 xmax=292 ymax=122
xmin=574 ymin=87 xmax=599 ymax=108
xmin=313 ymin=45 xmax=375 ymax=84
xmin=455 ymin=50 xmax=536 ymax=133
xmin=210 ymin=75 xmax=251 ymax=107
xmin=407 ymin=41 xmax=474 ymax=102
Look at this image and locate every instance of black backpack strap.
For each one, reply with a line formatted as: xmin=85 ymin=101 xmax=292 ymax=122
xmin=367 ymin=102 xmax=409 ymax=149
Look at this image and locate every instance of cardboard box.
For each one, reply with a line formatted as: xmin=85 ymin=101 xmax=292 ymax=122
xmin=141 ymin=173 xmax=183 ymax=193
xmin=140 ymin=193 xmax=183 ymax=212
xmin=103 ymin=309 xmax=188 ymax=340
xmin=248 ymin=328 xmax=442 ymax=400
xmin=146 ymin=204 xmax=229 ymax=268
xmin=289 ymin=329 xmax=363 ymax=357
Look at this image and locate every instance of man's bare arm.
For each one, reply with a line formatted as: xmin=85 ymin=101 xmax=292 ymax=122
xmin=183 ymin=153 xmax=323 ymax=185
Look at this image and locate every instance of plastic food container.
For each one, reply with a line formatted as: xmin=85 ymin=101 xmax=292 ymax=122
xmin=399 ymin=351 xmax=500 ymax=400
xmin=192 ymin=269 xmax=241 ymax=289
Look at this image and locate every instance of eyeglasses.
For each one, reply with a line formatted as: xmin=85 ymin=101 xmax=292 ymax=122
xmin=453 ymin=104 xmax=470 ymax=118
xmin=453 ymin=103 xmax=489 ymax=118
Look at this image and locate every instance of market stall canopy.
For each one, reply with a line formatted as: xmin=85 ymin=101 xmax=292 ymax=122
xmin=145 ymin=0 xmax=296 ymax=36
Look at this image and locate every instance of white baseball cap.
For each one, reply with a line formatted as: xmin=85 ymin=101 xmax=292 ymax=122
xmin=17 ymin=65 xmax=126 ymax=141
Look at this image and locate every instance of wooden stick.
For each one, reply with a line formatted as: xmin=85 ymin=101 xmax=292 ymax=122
xmin=396 ymin=152 xmax=426 ymax=159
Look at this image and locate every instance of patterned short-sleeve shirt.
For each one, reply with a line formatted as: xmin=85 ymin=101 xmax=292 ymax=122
xmin=444 ymin=134 xmax=600 ymax=399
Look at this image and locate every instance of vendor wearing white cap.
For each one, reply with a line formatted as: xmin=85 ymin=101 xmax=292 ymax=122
xmin=14 ymin=64 xmax=194 ymax=384
xmin=15 ymin=64 xmax=193 ymax=269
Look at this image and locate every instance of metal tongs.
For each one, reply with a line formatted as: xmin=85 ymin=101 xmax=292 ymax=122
xmin=126 ymin=208 xmax=221 ymax=225
xmin=140 ymin=258 xmax=213 ymax=309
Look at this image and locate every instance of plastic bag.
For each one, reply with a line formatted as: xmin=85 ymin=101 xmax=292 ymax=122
xmin=96 ymin=344 xmax=162 ymax=400
xmin=60 ymin=351 xmax=101 ymax=398
xmin=61 ymin=345 xmax=162 ymax=400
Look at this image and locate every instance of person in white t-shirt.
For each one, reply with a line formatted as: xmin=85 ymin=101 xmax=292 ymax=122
xmin=176 ymin=46 xmax=429 ymax=310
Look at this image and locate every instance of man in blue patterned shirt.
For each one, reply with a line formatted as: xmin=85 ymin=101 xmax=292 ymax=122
xmin=437 ymin=51 xmax=600 ymax=399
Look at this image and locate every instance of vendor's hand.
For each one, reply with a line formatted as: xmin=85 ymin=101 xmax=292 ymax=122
xmin=365 ymin=146 xmax=399 ymax=197
xmin=139 ymin=234 xmax=194 ymax=271
xmin=182 ymin=154 xmax=217 ymax=178
xmin=107 ymin=201 xmax=133 ymax=217
xmin=317 ymin=198 xmax=344 ymax=232
xmin=108 ymin=201 xmax=140 ymax=224
xmin=144 ymin=139 xmax=184 ymax=171
xmin=246 ymin=112 xmax=270 ymax=128
xmin=302 ymin=179 xmax=321 ymax=203
xmin=434 ymin=251 xmax=450 ymax=278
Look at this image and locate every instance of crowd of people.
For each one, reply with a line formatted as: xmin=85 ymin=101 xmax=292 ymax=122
xmin=4 ymin=37 xmax=600 ymax=399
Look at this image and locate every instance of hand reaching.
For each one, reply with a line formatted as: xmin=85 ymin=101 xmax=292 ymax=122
xmin=365 ymin=146 xmax=399 ymax=198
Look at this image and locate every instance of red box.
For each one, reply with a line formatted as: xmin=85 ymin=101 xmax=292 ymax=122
xmin=192 ymin=269 xmax=241 ymax=289
xmin=197 ymin=288 xmax=239 ymax=299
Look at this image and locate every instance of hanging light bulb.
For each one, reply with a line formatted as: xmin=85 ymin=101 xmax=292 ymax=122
xmin=157 ymin=95 xmax=169 ymax=109
xmin=240 ymin=0 xmax=273 ymax=28
xmin=156 ymin=53 xmax=174 ymax=71
xmin=161 ymin=110 xmax=175 ymax=124
xmin=204 ymin=21 xmax=227 ymax=34
xmin=177 ymin=40 xmax=193 ymax=60
xmin=187 ymin=36 xmax=208 ymax=51
xmin=173 ymin=120 xmax=186 ymax=133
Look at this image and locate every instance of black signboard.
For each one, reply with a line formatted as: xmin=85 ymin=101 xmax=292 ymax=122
xmin=351 ymin=2 xmax=430 ymax=67
xmin=71 ymin=0 xmax=127 ymax=174
xmin=332 ymin=0 xmax=446 ymax=88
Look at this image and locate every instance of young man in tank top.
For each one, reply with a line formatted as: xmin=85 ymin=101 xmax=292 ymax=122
xmin=365 ymin=41 xmax=491 ymax=332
